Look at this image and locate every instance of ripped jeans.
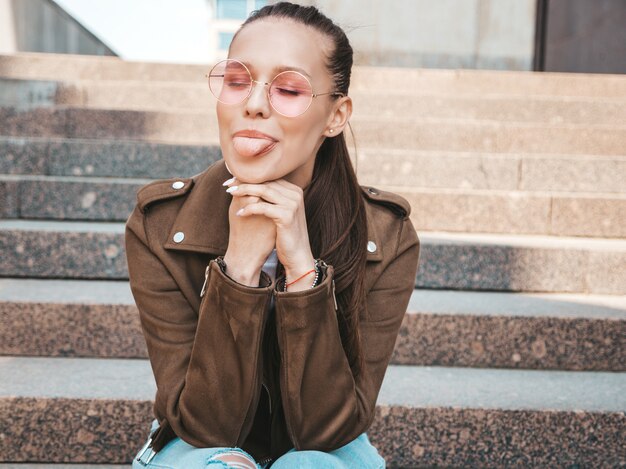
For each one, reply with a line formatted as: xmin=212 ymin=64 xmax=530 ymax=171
xmin=133 ymin=418 xmax=386 ymax=469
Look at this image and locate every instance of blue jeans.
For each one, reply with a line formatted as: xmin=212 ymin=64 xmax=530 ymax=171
xmin=133 ymin=418 xmax=386 ymax=468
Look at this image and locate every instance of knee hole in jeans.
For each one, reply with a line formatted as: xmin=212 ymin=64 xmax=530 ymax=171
xmin=206 ymin=448 xmax=258 ymax=469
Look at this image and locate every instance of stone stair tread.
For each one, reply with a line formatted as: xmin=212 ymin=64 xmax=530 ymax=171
xmin=3 ymin=136 xmax=624 ymax=195
xmin=4 ymin=134 xmax=626 ymax=159
xmin=0 ymin=174 xmax=153 ymax=184
xmin=383 ymin=185 xmax=626 ymax=198
xmin=3 ymin=107 xmax=625 ymax=155
xmin=6 ymin=174 xmax=626 ymax=198
xmin=1 ymin=356 xmax=624 ymax=413
xmin=2 ymin=221 xmax=624 ymax=293
xmin=0 ymin=466 xmax=125 ymax=469
xmin=407 ymin=288 xmax=626 ymax=320
xmin=381 ymin=365 xmax=626 ymax=413
xmin=0 ymin=462 xmax=124 ymax=469
xmin=5 ymin=76 xmax=626 ymax=102
xmin=419 ymin=230 xmax=626 ymax=249
xmin=3 ymin=52 xmax=626 ymax=98
xmin=3 ymin=77 xmax=626 ymax=129
xmin=0 ymin=356 xmax=153 ymax=400
xmin=0 ymin=278 xmax=132 ymax=303
xmin=0 ymin=219 xmax=124 ymax=233
xmin=3 ymin=104 xmax=626 ymax=129
xmin=1 ymin=277 xmax=624 ymax=321
xmin=2 ymin=218 xmax=625 ymax=249
xmin=4 ymin=173 xmax=626 ymax=199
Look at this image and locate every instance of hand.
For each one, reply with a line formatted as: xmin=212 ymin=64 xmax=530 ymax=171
xmin=222 ymin=176 xmax=276 ymax=286
xmin=224 ymin=177 xmax=316 ymax=291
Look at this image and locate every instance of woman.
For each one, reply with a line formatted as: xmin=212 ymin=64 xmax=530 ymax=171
xmin=126 ymin=2 xmax=420 ymax=468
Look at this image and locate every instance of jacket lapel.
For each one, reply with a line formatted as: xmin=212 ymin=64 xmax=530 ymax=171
xmin=162 ymin=159 xmax=382 ymax=262
xmin=163 ymin=160 xmax=231 ymax=255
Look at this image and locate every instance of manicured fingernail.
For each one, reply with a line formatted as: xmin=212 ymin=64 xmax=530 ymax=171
xmin=236 ymin=208 xmax=244 ymax=216
xmin=226 ymin=185 xmax=238 ymax=193
xmin=222 ymin=176 xmax=236 ymax=186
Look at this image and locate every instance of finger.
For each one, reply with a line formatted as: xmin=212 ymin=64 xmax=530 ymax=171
xmin=263 ymin=180 xmax=303 ymax=202
xmin=273 ymin=178 xmax=302 ymax=191
xmin=272 ymin=179 xmax=305 ymax=198
xmin=228 ymin=182 xmax=293 ymax=205
xmin=236 ymin=201 xmax=292 ymax=224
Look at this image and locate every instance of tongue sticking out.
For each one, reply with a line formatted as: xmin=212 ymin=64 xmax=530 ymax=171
xmin=233 ymin=136 xmax=276 ymax=157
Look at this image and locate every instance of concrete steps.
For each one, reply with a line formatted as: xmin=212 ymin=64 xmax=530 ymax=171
xmin=3 ymin=77 xmax=626 ymax=126
xmin=3 ymin=137 xmax=625 ymax=194
xmin=2 ymin=106 xmax=625 ymax=154
xmin=1 ymin=220 xmax=625 ymax=293
xmin=0 ymin=279 xmax=626 ymax=371
xmin=0 ymin=278 xmax=623 ymax=372
xmin=3 ymin=52 xmax=626 ymax=98
xmin=1 ymin=52 xmax=623 ymax=466
xmin=0 ymin=136 xmax=220 ymax=179
xmin=0 ymin=356 xmax=623 ymax=467
xmin=2 ymin=174 xmax=624 ymax=237
xmin=0 ymin=466 xmax=125 ymax=469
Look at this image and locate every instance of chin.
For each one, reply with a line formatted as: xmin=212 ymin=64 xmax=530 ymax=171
xmin=224 ymin=157 xmax=278 ymax=184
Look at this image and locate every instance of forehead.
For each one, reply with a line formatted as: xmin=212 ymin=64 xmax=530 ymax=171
xmin=229 ymin=18 xmax=331 ymax=80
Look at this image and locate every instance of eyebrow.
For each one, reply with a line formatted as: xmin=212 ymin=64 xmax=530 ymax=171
xmin=238 ymin=60 xmax=313 ymax=80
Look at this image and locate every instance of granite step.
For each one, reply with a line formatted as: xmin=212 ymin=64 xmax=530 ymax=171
xmin=0 ymin=356 xmax=623 ymax=466
xmin=0 ymin=136 xmax=221 ymax=179
xmin=3 ymin=137 xmax=625 ymax=195
xmin=0 ymin=278 xmax=623 ymax=371
xmin=1 ymin=107 xmax=625 ymax=155
xmin=0 ymin=174 xmax=150 ymax=222
xmin=0 ymin=466 xmax=125 ymax=469
xmin=3 ymin=77 xmax=626 ymax=126
xmin=2 ymin=52 xmax=626 ymax=98
xmin=2 ymin=174 xmax=624 ymax=237
xmin=384 ymin=186 xmax=626 ymax=238
xmin=0 ymin=220 xmax=625 ymax=294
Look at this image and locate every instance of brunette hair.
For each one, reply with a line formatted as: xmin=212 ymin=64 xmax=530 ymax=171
xmin=234 ymin=2 xmax=367 ymax=377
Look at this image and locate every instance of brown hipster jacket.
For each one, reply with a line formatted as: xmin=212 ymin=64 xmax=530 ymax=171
xmin=124 ymin=158 xmax=421 ymax=464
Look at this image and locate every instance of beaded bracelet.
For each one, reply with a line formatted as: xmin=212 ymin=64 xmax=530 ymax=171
xmin=284 ymin=259 xmax=322 ymax=292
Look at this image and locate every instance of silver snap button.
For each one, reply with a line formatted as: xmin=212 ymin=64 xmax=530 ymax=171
xmin=173 ymin=231 xmax=185 ymax=243
xmin=368 ymin=187 xmax=379 ymax=195
xmin=367 ymin=241 xmax=377 ymax=253
xmin=172 ymin=181 xmax=185 ymax=190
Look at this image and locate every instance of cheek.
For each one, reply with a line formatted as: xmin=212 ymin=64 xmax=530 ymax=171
xmin=283 ymin=114 xmax=326 ymax=152
xmin=216 ymin=104 xmax=237 ymax=153
xmin=216 ymin=103 xmax=229 ymax=129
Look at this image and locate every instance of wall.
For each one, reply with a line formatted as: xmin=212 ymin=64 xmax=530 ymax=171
xmin=301 ymin=0 xmax=537 ymax=70
xmin=0 ymin=0 xmax=116 ymax=56
xmin=543 ymin=0 xmax=626 ymax=74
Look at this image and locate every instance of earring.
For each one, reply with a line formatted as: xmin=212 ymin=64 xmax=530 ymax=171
xmin=329 ymin=129 xmax=334 ymax=134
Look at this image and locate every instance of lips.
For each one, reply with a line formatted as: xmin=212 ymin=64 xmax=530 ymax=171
xmin=232 ymin=130 xmax=278 ymax=157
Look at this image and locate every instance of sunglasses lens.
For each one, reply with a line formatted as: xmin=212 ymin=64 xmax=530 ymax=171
xmin=269 ymin=72 xmax=313 ymax=117
xmin=208 ymin=60 xmax=251 ymax=104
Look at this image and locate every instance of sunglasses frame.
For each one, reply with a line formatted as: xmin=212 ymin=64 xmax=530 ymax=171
xmin=205 ymin=58 xmax=345 ymax=117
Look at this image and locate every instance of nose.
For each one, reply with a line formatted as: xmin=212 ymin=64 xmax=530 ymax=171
xmin=244 ymin=79 xmax=272 ymax=118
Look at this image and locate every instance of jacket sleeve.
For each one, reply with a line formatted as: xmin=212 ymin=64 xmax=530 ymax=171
xmin=273 ymin=215 xmax=420 ymax=451
xmin=125 ymin=204 xmax=273 ymax=448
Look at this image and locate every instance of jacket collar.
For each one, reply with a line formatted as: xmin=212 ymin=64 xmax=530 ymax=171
xmin=163 ymin=159 xmax=383 ymax=261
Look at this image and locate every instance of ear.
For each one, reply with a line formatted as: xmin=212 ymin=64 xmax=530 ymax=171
xmin=324 ymin=96 xmax=352 ymax=137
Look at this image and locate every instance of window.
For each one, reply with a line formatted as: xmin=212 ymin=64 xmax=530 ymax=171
xmin=216 ymin=0 xmax=247 ymax=19
xmin=218 ymin=32 xmax=235 ymax=50
xmin=213 ymin=0 xmax=269 ymax=57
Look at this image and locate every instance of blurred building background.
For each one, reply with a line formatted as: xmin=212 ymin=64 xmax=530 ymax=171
xmin=0 ymin=0 xmax=624 ymax=73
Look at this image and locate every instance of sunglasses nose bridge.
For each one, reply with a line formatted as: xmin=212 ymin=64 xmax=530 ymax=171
xmin=250 ymin=78 xmax=271 ymax=87
xmin=248 ymin=78 xmax=272 ymax=100
xmin=245 ymin=78 xmax=273 ymax=111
